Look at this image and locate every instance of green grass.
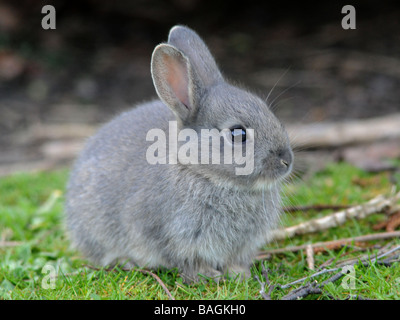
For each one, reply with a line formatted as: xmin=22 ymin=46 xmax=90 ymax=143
xmin=0 ymin=162 xmax=399 ymax=300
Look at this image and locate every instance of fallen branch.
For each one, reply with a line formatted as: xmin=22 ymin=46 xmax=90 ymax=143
xmin=280 ymin=267 xmax=342 ymax=290
xmin=281 ymin=282 xmax=322 ymax=300
xmin=137 ymin=269 xmax=175 ymax=301
xmin=373 ymin=211 xmax=400 ymax=232
xmin=306 ymin=244 xmax=315 ymax=270
xmin=0 ymin=241 xmax=22 ymax=248
xmin=25 ymin=123 xmax=97 ymax=141
xmin=283 ymin=204 xmax=350 ymax=213
xmin=257 ymin=230 xmax=400 ymax=258
xmin=258 ymin=245 xmax=400 ymax=300
xmin=254 ymin=265 xmax=274 ymax=300
xmin=271 ymin=191 xmax=400 ymax=241
xmin=0 ymin=159 xmax=61 ymax=177
xmin=317 ymin=244 xmax=382 ymax=269
xmin=280 ymin=244 xmax=400 ymax=291
xmin=287 ymin=113 xmax=400 ymax=148
xmin=334 ymin=243 xmax=400 ymax=268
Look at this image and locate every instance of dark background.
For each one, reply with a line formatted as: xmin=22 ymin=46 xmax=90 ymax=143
xmin=0 ymin=0 xmax=399 ymax=172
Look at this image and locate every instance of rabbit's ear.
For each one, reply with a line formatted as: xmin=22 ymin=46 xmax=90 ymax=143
xmin=168 ymin=25 xmax=223 ymax=87
xmin=151 ymin=44 xmax=196 ymax=121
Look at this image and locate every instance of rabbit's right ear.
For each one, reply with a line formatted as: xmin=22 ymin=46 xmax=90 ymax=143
xmin=168 ymin=26 xmax=223 ymax=88
xmin=151 ymin=44 xmax=197 ymax=122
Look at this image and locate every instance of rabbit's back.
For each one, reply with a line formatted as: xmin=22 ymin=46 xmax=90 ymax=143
xmin=65 ymin=100 xmax=174 ymax=265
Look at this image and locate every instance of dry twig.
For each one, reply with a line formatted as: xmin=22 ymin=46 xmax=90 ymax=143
xmin=373 ymin=211 xmax=400 ymax=232
xmin=257 ymin=230 xmax=400 ymax=258
xmin=283 ymin=204 xmax=350 ymax=213
xmin=306 ymin=244 xmax=315 ymax=270
xmin=136 ymin=269 xmax=175 ymax=300
xmin=272 ymin=245 xmax=400 ymax=300
xmin=254 ymin=264 xmax=276 ymax=300
xmin=271 ymin=191 xmax=400 ymax=241
xmin=287 ymin=113 xmax=400 ymax=148
xmin=281 ymin=282 xmax=322 ymax=300
xmin=0 ymin=241 xmax=22 ymax=248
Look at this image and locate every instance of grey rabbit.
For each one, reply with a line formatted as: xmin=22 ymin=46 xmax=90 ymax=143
xmin=65 ymin=25 xmax=293 ymax=282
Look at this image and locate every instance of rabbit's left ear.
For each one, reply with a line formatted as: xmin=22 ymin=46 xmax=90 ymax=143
xmin=168 ymin=25 xmax=223 ymax=88
xmin=151 ymin=44 xmax=197 ymax=122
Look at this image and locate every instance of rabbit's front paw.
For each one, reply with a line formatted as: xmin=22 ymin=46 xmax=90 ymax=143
xmin=181 ymin=267 xmax=223 ymax=284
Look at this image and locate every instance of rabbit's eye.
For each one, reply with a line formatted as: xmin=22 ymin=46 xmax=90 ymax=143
xmin=230 ymin=126 xmax=247 ymax=142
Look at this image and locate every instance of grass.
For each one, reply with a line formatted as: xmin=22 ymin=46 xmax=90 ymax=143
xmin=0 ymin=162 xmax=399 ymax=300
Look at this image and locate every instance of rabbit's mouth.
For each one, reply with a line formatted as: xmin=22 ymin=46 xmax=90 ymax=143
xmin=253 ymin=150 xmax=293 ymax=186
xmin=255 ymin=168 xmax=291 ymax=186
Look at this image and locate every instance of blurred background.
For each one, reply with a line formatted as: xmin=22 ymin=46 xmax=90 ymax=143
xmin=0 ymin=0 xmax=399 ymax=175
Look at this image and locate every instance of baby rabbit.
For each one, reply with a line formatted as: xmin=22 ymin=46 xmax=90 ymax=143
xmin=65 ymin=25 xmax=293 ymax=283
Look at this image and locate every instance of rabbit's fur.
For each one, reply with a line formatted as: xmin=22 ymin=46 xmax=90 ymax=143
xmin=65 ymin=25 xmax=293 ymax=282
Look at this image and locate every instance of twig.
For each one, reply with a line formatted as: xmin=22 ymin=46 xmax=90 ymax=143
xmin=375 ymin=244 xmax=400 ymax=260
xmin=254 ymin=275 xmax=271 ymax=300
xmin=137 ymin=269 xmax=175 ymax=300
xmin=271 ymin=191 xmax=400 ymax=240
xmin=280 ymin=267 xmax=339 ymax=290
xmin=333 ymin=243 xmax=395 ymax=268
xmin=306 ymin=244 xmax=315 ymax=270
xmin=283 ymin=204 xmax=350 ymax=213
xmin=281 ymin=245 xmax=400 ymax=290
xmin=257 ymin=231 xmax=400 ymax=258
xmin=281 ymin=282 xmax=322 ymax=300
xmin=279 ymin=258 xmax=399 ymax=300
xmin=277 ymin=245 xmax=400 ymax=300
xmin=254 ymin=264 xmax=279 ymax=300
xmin=0 ymin=241 xmax=22 ymax=248
xmin=83 ymin=264 xmax=175 ymax=300
xmin=373 ymin=211 xmax=400 ymax=232
xmin=287 ymin=113 xmax=400 ymax=148
xmin=345 ymin=294 xmax=372 ymax=300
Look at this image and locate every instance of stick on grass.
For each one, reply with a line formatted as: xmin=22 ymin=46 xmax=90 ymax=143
xmin=257 ymin=230 xmax=400 ymax=258
xmin=271 ymin=191 xmax=400 ymax=241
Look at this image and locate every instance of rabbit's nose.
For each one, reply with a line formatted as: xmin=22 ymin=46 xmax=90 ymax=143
xmin=278 ymin=148 xmax=293 ymax=170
